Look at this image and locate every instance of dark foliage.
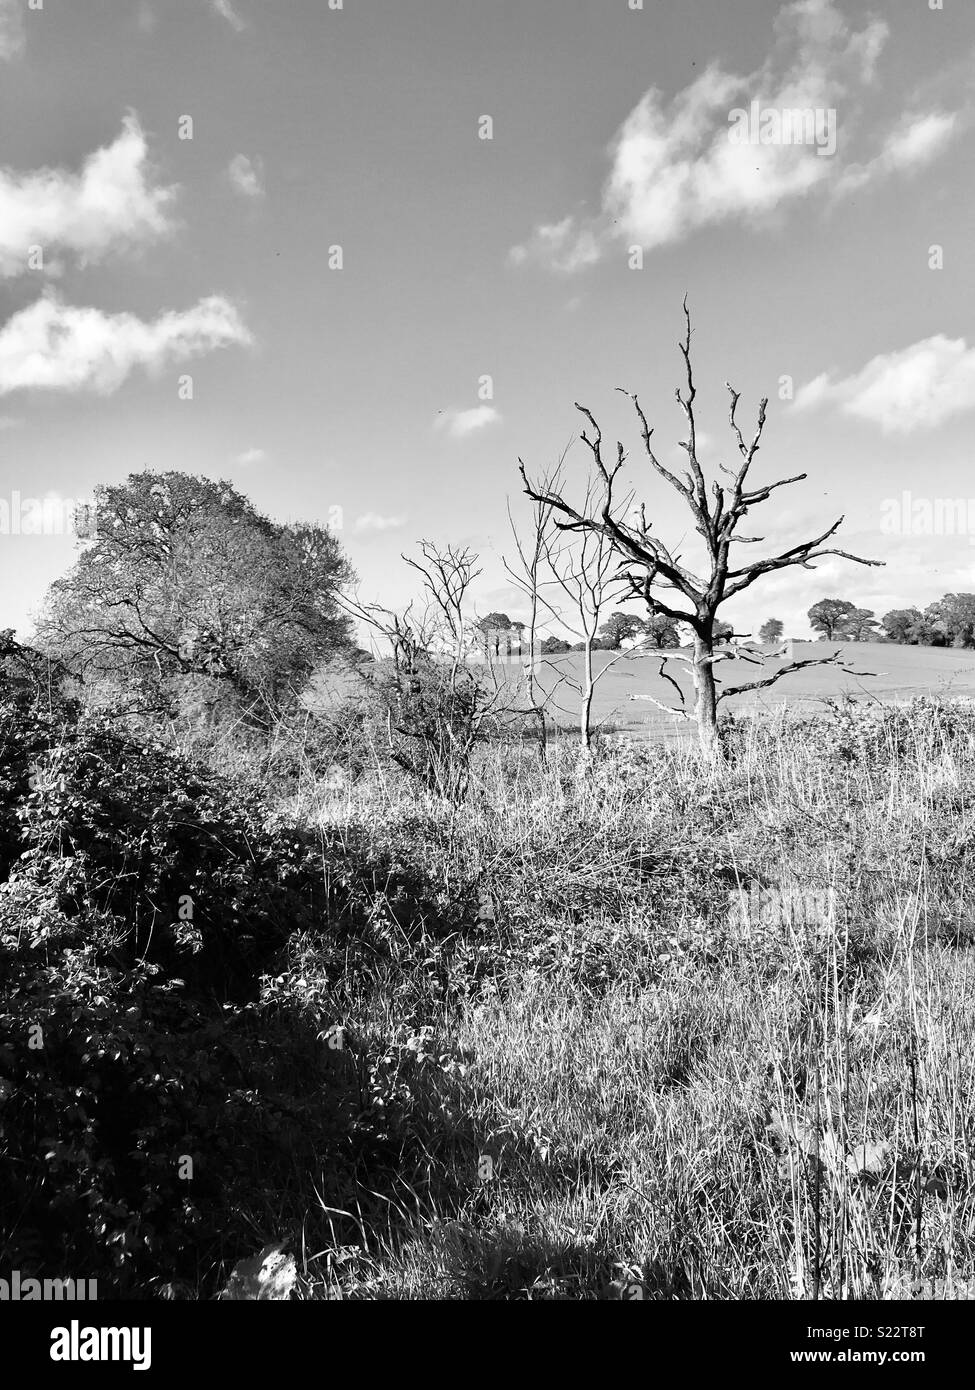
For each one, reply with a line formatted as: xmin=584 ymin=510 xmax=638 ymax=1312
xmin=0 ymin=670 xmax=446 ymax=1295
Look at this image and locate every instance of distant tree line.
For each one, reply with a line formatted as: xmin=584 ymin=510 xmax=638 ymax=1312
xmin=478 ymin=609 xmax=738 ymax=655
xmin=808 ymin=595 xmax=975 ymax=648
xmin=484 ymin=591 xmax=975 ymax=654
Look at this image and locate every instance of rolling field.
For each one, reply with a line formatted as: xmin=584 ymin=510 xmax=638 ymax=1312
xmin=527 ymin=641 xmax=975 ymax=739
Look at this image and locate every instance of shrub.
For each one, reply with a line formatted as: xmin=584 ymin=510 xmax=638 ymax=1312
xmin=0 ymin=697 xmax=348 ymax=1292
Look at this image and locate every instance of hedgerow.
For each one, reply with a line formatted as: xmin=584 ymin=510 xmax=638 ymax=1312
xmin=0 ymin=695 xmax=415 ymax=1294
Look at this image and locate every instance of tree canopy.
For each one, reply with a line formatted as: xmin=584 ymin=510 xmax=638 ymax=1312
xmin=36 ymin=471 xmax=354 ymax=717
xmin=925 ymin=593 xmax=975 ymax=648
xmin=808 ymin=598 xmax=858 ymax=640
xmin=598 ymin=612 xmax=646 ymax=650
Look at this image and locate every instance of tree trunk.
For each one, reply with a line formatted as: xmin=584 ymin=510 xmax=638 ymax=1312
xmin=534 ymin=704 xmax=547 ymax=760
xmin=580 ymin=638 xmax=595 ymax=751
xmin=692 ymin=631 xmax=720 ymax=757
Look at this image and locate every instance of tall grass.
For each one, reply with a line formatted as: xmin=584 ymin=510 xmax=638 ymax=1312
xmin=243 ymin=699 xmax=975 ymax=1299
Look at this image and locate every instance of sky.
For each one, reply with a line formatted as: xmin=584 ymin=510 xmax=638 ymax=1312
xmin=0 ymin=0 xmax=973 ymax=641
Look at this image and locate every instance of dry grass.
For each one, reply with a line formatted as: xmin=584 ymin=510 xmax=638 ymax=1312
xmin=249 ymin=701 xmax=975 ymax=1300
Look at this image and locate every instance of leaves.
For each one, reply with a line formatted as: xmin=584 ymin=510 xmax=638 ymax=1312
xmin=217 ymin=1243 xmax=297 ymax=1301
xmin=845 ymin=1141 xmax=891 ymax=1178
xmin=767 ymin=1110 xmax=892 ymax=1184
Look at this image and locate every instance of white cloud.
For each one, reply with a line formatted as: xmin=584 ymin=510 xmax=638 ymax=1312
xmin=211 ymin=0 xmax=246 ymax=32
xmin=235 ymin=447 xmax=266 ymax=466
xmin=794 ymin=335 xmax=975 ymax=433
xmin=835 ymin=111 xmax=960 ymax=195
xmin=0 ymin=293 xmax=251 ymax=396
xmin=0 ymin=114 xmax=177 ymax=279
xmin=509 ymin=216 xmax=601 ymax=275
xmin=435 ymin=405 xmax=502 ymax=439
xmin=510 ymin=0 xmax=965 ymax=272
xmin=0 ymin=0 xmax=24 ymax=62
xmin=603 ymin=66 xmax=834 ymax=253
xmin=353 ymin=512 xmax=407 ymax=534
xmin=227 ymin=154 xmax=264 ymax=199
xmin=882 ymin=111 xmax=959 ymax=170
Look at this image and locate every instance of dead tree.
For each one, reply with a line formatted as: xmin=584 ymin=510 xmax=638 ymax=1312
xmin=506 ymin=462 xmax=650 ymax=758
xmin=339 ymin=543 xmax=511 ymax=800
xmin=536 ymin=480 xmax=631 ymax=757
xmin=519 ymin=302 xmax=883 ymax=757
xmin=403 ymin=541 xmax=475 ymax=676
xmin=504 ymin=492 xmax=555 ymax=757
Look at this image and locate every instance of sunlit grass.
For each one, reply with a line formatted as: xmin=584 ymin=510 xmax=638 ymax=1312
xmin=253 ymin=701 xmax=975 ymax=1299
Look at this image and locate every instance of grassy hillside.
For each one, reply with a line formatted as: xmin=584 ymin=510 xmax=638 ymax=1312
xmin=526 ymin=642 xmax=975 ymax=739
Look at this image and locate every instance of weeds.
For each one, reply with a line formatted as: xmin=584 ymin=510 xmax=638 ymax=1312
xmin=2 ymin=694 xmax=974 ymax=1298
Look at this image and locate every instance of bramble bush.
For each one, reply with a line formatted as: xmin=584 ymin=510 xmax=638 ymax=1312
xmin=0 ymin=653 xmax=472 ymax=1296
xmin=0 ymin=688 xmax=431 ymax=1294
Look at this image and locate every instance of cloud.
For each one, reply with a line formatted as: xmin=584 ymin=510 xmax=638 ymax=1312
xmin=227 ymin=154 xmax=264 ymax=199
xmin=211 ymin=0 xmax=246 ymax=32
xmin=235 ymin=447 xmax=266 ymax=466
xmin=508 ymin=216 xmax=601 ymax=275
xmin=510 ymin=0 xmax=964 ymax=271
xmin=353 ymin=512 xmax=407 ymax=535
xmin=0 ymin=0 xmax=24 ymax=62
xmin=794 ymin=335 xmax=975 ymax=433
xmin=881 ymin=111 xmax=960 ymax=170
xmin=434 ymin=405 xmax=502 ymax=439
xmin=835 ymin=110 xmax=961 ymax=195
xmin=0 ymin=293 xmax=251 ymax=396
xmin=0 ymin=114 xmax=177 ymax=279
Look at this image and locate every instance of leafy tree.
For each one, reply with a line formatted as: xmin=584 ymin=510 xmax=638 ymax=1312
xmin=477 ymin=612 xmax=513 ymax=632
xmin=478 ymin=612 xmax=518 ymax=657
xmin=520 ymin=304 xmax=880 ymax=757
xmin=643 ymin=613 xmax=681 ymax=648
xmin=888 ymin=609 xmax=939 ymax=646
xmin=759 ymin=618 xmax=784 ymax=643
xmin=808 ymin=598 xmax=858 ymax=640
xmin=598 ymin=612 xmax=647 ymax=649
xmin=36 ymin=472 xmax=353 ymax=721
xmin=540 ymin=635 xmax=571 ymax=655
xmin=925 ymin=594 xmax=975 ymax=649
xmin=881 ymin=608 xmax=923 ymax=644
xmin=714 ymin=619 xmax=735 ymax=644
xmin=844 ymin=607 xmax=880 ymax=642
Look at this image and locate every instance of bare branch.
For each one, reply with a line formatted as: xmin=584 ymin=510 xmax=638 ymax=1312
xmin=675 ymin=296 xmax=711 ymax=522
xmin=725 ymin=516 xmax=883 ymax=598
xmin=655 ymin=655 xmax=687 ymax=708
xmin=716 ymin=652 xmax=876 ymax=703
